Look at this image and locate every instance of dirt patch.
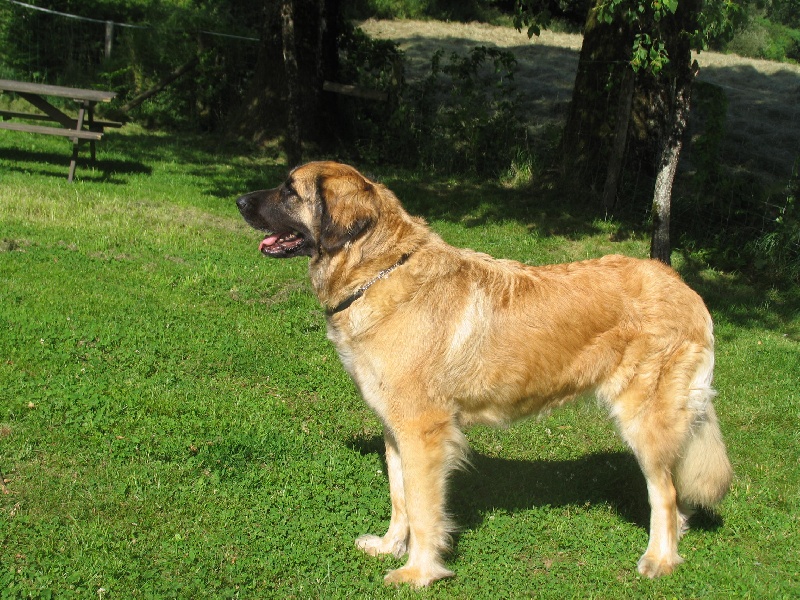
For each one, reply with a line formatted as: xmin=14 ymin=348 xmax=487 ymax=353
xmin=360 ymin=19 xmax=800 ymax=184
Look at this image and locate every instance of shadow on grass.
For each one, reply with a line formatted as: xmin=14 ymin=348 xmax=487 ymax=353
xmin=0 ymin=146 xmax=152 ymax=183
xmin=5 ymin=126 xmax=794 ymax=338
xmin=381 ymin=175 xmax=607 ymax=241
xmin=110 ymin=132 xmax=287 ymax=198
xmin=0 ymin=131 xmax=279 ymax=190
xmin=678 ymin=252 xmax=800 ymax=340
xmin=349 ymin=435 xmax=724 ymax=539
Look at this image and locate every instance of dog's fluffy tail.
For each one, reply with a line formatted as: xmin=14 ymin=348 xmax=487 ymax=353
xmin=673 ymin=358 xmax=732 ymax=509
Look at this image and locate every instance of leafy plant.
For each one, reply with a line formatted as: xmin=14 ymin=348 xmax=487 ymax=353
xmin=746 ymin=162 xmax=800 ymax=282
xmin=676 ymin=83 xmax=799 ymax=283
xmin=338 ymin=40 xmax=530 ymax=177
xmin=595 ymin=0 xmax=742 ymax=74
xmin=721 ymin=10 xmax=800 ymax=62
xmin=411 ymin=46 xmax=527 ymax=175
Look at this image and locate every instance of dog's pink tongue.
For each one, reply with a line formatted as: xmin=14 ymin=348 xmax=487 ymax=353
xmin=259 ymin=234 xmax=280 ymax=252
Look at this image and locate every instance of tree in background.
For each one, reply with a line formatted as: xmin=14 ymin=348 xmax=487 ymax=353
xmin=230 ymin=0 xmax=341 ymax=161
xmin=766 ymin=0 xmax=800 ymax=29
xmin=516 ymin=0 xmax=739 ymax=263
xmin=0 ymin=0 xmax=343 ymax=147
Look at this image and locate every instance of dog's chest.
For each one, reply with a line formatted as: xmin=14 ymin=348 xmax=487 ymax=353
xmin=326 ymin=322 xmax=357 ymax=378
xmin=325 ymin=320 xmax=395 ymax=421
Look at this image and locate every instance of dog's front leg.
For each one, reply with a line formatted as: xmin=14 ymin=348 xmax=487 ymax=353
xmin=380 ymin=413 xmax=465 ymax=587
xmin=355 ymin=429 xmax=409 ymax=558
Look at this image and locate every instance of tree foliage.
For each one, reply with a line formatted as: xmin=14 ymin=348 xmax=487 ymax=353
xmin=765 ymin=0 xmax=800 ymax=29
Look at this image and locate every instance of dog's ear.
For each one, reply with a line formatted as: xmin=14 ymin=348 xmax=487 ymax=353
xmin=317 ymin=169 xmax=378 ymax=253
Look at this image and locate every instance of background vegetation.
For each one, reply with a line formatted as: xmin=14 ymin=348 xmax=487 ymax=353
xmin=1 ymin=0 xmax=797 ymax=283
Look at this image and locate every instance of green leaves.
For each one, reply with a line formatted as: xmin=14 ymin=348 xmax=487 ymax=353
xmin=596 ymin=0 xmax=681 ymax=75
xmin=586 ymin=0 xmax=740 ymax=77
xmin=512 ymin=0 xmax=551 ymax=38
xmin=631 ymin=33 xmax=670 ymax=74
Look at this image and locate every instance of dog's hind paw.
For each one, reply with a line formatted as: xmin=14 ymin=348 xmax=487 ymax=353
xmin=384 ymin=564 xmax=454 ymax=588
xmin=355 ymin=534 xmax=407 ymax=559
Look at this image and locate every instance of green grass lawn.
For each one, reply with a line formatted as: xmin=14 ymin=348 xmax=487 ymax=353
xmin=1 ymin=128 xmax=798 ymax=598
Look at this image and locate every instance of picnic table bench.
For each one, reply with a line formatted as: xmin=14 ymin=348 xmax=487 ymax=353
xmin=0 ymin=79 xmax=121 ymax=181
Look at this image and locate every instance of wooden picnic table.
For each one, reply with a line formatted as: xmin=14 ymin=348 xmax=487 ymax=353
xmin=0 ymin=79 xmax=121 ymax=182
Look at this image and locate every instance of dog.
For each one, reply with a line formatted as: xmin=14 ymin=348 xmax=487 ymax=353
xmin=236 ymin=161 xmax=732 ymax=587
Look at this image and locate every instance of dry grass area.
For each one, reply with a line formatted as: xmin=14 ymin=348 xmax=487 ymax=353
xmin=361 ymin=19 xmax=800 ymax=184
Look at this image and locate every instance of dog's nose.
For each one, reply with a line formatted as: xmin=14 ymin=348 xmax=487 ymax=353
xmin=236 ymin=195 xmax=251 ymax=211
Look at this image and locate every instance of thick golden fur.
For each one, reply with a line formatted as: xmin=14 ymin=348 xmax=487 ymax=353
xmin=236 ymin=161 xmax=732 ymax=587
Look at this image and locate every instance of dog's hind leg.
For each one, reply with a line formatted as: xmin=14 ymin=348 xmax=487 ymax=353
xmin=381 ymin=412 xmax=468 ymax=587
xmin=356 ymin=429 xmax=409 ymax=558
xmin=609 ymin=357 xmax=695 ymax=578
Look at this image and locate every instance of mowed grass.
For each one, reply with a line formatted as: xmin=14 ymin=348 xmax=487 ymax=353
xmin=1 ymin=128 xmax=798 ymax=598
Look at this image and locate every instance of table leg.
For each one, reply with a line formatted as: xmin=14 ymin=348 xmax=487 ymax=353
xmin=87 ymin=104 xmax=97 ymax=162
xmin=68 ymin=105 xmax=87 ymax=182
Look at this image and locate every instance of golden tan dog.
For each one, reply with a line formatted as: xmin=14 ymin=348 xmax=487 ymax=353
xmin=236 ymin=161 xmax=732 ymax=587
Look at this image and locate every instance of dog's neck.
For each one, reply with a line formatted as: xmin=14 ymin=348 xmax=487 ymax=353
xmin=325 ymin=252 xmax=413 ymax=316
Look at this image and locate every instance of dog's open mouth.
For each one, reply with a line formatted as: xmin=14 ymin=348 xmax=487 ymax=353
xmin=259 ymin=231 xmax=305 ymax=255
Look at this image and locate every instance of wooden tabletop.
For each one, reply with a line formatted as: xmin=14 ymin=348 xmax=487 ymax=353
xmin=0 ymin=79 xmax=116 ymax=103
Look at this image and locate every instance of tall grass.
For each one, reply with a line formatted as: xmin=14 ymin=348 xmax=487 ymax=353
xmin=1 ymin=129 xmax=798 ymax=597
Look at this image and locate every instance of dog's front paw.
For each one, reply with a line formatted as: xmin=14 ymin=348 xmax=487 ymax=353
xmin=355 ymin=534 xmax=407 ymax=558
xmin=384 ymin=564 xmax=454 ymax=588
xmin=637 ymin=552 xmax=684 ymax=578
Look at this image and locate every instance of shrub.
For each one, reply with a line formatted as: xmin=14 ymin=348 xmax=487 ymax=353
xmin=746 ymin=163 xmax=800 ymax=283
xmin=416 ymin=46 xmax=529 ymax=176
xmin=336 ymin=34 xmax=531 ymax=177
xmin=678 ymin=83 xmax=799 ymax=283
xmin=723 ymin=11 xmax=800 ymax=63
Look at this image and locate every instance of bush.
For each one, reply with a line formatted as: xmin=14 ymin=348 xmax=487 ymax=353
xmin=723 ymin=11 xmax=800 ymax=63
xmin=336 ymin=34 xmax=531 ymax=177
xmin=344 ymin=0 xmax=502 ymax=22
xmin=767 ymin=0 xmax=800 ymax=30
xmin=746 ymin=163 xmax=800 ymax=283
xmin=678 ymin=84 xmax=799 ymax=283
xmin=404 ymin=46 xmax=529 ymax=175
xmin=0 ymin=0 xmax=262 ymax=129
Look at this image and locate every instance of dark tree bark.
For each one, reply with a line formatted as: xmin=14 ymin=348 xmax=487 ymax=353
xmin=230 ymin=3 xmax=284 ymax=144
xmin=560 ymin=2 xmax=634 ymax=189
xmin=230 ymin=0 xmax=341 ymax=150
xmin=602 ymin=66 xmax=635 ymax=212
xmin=281 ymin=0 xmax=302 ymax=166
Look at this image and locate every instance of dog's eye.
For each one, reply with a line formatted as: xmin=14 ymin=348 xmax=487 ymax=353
xmin=282 ymin=185 xmax=299 ymax=203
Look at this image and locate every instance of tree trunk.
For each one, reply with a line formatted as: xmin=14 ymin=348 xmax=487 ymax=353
xmin=281 ymin=0 xmax=302 ymax=166
xmin=650 ymin=63 xmax=698 ymax=265
xmin=648 ymin=0 xmax=701 ymax=264
xmin=561 ymin=0 xmax=700 ymax=199
xmin=602 ymin=66 xmax=635 ymax=212
xmin=561 ymin=1 xmax=634 ymax=189
xmin=229 ymin=3 xmax=284 ymax=144
xmin=229 ymin=0 xmax=340 ymax=150
xmin=650 ymin=141 xmax=677 ymax=265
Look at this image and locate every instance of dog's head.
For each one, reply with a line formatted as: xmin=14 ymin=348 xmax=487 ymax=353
xmin=236 ymin=161 xmax=379 ymax=258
